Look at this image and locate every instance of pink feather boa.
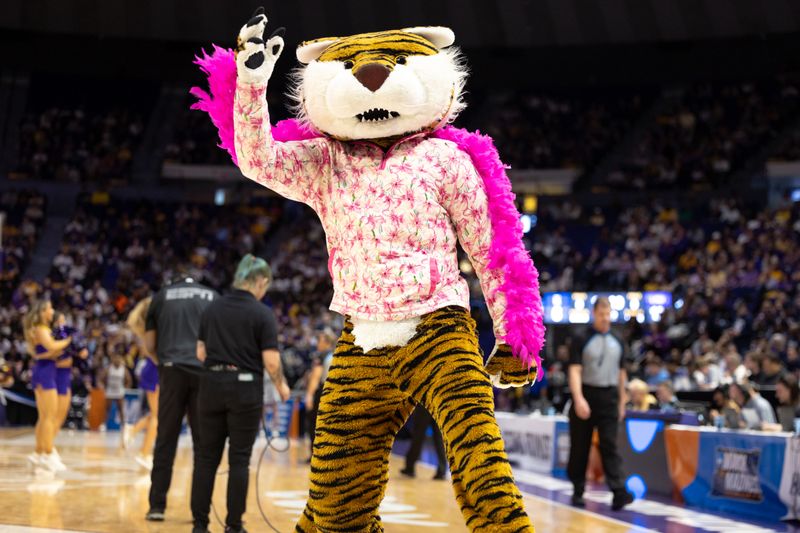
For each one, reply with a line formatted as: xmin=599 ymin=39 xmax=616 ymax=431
xmin=190 ymin=46 xmax=319 ymax=164
xmin=191 ymin=46 xmax=545 ymax=371
xmin=432 ymin=127 xmax=545 ymax=371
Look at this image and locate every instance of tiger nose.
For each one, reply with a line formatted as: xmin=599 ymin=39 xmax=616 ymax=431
xmin=353 ymin=63 xmax=391 ymax=92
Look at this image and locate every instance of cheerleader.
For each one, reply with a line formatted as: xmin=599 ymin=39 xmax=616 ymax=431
xmin=124 ymin=297 xmax=159 ymax=470
xmin=23 ymin=300 xmax=71 ymax=471
xmin=52 ymin=312 xmax=89 ymax=440
xmin=98 ymin=351 xmax=132 ymax=443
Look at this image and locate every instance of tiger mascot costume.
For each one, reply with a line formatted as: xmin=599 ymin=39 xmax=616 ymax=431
xmin=192 ymin=7 xmax=545 ymax=532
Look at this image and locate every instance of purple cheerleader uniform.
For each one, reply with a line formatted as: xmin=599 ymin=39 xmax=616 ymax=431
xmin=31 ymin=345 xmax=56 ymax=391
xmin=139 ymin=358 xmax=159 ymax=392
xmin=53 ymin=324 xmax=80 ymax=395
xmin=55 ymin=367 xmax=71 ymax=395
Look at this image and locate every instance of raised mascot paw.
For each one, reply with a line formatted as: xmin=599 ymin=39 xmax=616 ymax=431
xmin=235 ymin=6 xmax=285 ymax=84
xmin=485 ymin=343 xmax=538 ymax=388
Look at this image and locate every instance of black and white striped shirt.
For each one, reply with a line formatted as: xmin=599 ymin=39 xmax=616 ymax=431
xmin=569 ymin=329 xmax=626 ymax=387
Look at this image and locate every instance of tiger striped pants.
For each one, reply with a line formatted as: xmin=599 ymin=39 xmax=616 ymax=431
xmin=296 ymin=306 xmax=534 ymax=532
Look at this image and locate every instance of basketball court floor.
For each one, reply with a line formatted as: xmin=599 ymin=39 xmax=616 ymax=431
xmin=0 ymin=428 xmax=787 ymax=533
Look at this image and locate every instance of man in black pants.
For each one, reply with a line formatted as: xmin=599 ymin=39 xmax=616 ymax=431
xmin=144 ymin=274 xmax=218 ymax=521
xmin=567 ymin=297 xmax=633 ymax=511
xmin=191 ymin=255 xmax=290 ymax=533
xmin=400 ymin=406 xmax=447 ymax=480
xmin=304 ymin=329 xmax=335 ymax=461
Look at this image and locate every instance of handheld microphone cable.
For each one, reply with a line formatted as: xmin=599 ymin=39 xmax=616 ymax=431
xmin=255 ymin=414 xmax=288 ymax=533
xmin=211 ymin=406 xmax=292 ymax=533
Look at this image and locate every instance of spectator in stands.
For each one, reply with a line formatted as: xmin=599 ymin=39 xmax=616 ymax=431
xmin=743 ymin=351 xmax=763 ymax=384
xmin=656 ymin=381 xmax=679 ymax=412
xmin=644 ymin=357 xmax=670 ymax=386
xmin=787 ymin=343 xmax=800 ymax=373
xmin=708 ymin=385 xmax=740 ymax=428
xmin=545 ymin=344 xmax=571 ymax=408
xmin=728 ymin=382 xmax=777 ymax=430
xmin=763 ymin=374 xmax=800 ymax=432
xmin=758 ymin=353 xmax=786 ymax=387
xmin=626 ymin=379 xmax=657 ymax=411
xmin=0 ymin=356 xmax=13 ymax=388
xmin=720 ymin=351 xmax=747 ymax=385
xmin=692 ymin=355 xmax=722 ymax=390
xmin=14 ymin=106 xmax=145 ymax=183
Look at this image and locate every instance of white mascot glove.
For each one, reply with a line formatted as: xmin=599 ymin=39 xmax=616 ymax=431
xmin=235 ymin=7 xmax=285 ymax=85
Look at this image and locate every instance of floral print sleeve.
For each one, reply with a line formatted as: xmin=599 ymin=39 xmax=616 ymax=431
xmin=234 ymin=80 xmax=331 ymax=207
xmin=441 ymin=149 xmax=509 ymax=340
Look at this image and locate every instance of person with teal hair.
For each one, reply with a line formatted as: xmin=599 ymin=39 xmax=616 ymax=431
xmin=191 ymin=254 xmax=289 ymax=533
xmin=232 ymin=254 xmax=273 ymax=293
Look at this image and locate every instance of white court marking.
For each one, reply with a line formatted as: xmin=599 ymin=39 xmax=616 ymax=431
xmin=0 ymin=525 xmax=90 ymax=533
xmin=266 ymin=490 xmax=450 ymax=528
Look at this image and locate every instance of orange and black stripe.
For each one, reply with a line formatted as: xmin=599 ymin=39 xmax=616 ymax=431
xmin=304 ymin=30 xmax=438 ymax=72
xmin=294 ymin=306 xmax=535 ymax=532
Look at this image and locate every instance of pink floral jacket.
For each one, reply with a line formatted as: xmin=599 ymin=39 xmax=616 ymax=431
xmin=234 ymin=80 xmax=509 ymax=338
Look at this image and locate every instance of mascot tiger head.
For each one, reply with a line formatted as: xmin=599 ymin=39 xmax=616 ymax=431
xmin=291 ymin=27 xmax=467 ymax=141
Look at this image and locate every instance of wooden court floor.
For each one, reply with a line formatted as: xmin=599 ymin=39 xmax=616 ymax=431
xmin=0 ymin=428 xmax=650 ymax=533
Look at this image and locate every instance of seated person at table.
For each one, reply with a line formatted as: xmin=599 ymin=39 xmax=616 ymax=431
xmin=708 ymin=384 xmax=741 ymax=428
xmin=729 ymin=381 xmax=776 ymax=430
xmin=626 ymin=379 xmax=657 ymax=411
xmin=656 ymin=381 xmax=679 ymax=412
xmin=762 ymin=374 xmax=800 ymax=432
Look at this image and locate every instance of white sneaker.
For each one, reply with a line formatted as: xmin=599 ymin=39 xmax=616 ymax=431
xmin=42 ymin=452 xmax=67 ymax=472
xmin=27 ymin=453 xmax=42 ymax=467
xmin=51 ymin=450 xmax=67 ymax=471
xmin=135 ymin=454 xmax=153 ymax=472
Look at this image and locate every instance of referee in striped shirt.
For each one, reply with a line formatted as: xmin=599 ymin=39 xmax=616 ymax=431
xmin=567 ymin=297 xmax=633 ymax=511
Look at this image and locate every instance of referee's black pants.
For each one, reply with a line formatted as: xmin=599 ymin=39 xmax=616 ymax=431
xmin=404 ymin=406 xmax=447 ymax=475
xmin=191 ymin=370 xmax=263 ymax=530
xmin=150 ymin=364 xmax=202 ymax=512
xmin=567 ymin=385 xmax=625 ymax=497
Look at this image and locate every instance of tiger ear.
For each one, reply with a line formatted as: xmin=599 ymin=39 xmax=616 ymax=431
xmin=402 ymin=26 xmax=455 ymax=49
xmin=296 ymin=37 xmax=339 ymax=64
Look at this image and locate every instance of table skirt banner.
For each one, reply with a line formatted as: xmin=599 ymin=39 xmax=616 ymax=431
xmin=779 ymin=435 xmax=800 ymax=520
xmin=495 ymin=412 xmax=569 ymax=475
xmin=665 ymin=425 xmax=788 ymax=522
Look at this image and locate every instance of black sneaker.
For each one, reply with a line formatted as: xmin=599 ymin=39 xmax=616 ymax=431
xmin=145 ymin=509 xmax=165 ymax=521
xmin=571 ymin=494 xmax=585 ymax=507
xmin=399 ymin=467 xmax=415 ymax=478
xmin=192 ymin=527 xmax=210 ymax=533
xmin=611 ymin=491 xmax=634 ymax=511
xmin=224 ymin=527 xmax=248 ymax=533
xmin=433 ymin=469 xmax=447 ymax=480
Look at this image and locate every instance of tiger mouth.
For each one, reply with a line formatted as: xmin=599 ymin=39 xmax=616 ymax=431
xmin=355 ymin=108 xmax=400 ymax=122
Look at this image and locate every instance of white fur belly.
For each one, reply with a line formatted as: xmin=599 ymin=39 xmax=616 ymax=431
xmin=351 ymin=317 xmax=421 ymax=353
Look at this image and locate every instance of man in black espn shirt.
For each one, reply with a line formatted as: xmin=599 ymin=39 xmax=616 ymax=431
xmin=191 ymin=255 xmax=290 ymax=533
xmin=144 ymin=272 xmax=218 ymax=522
